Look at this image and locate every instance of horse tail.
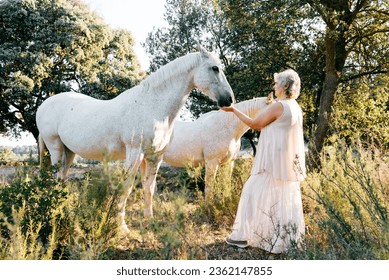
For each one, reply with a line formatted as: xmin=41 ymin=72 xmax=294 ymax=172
xmin=39 ymin=134 xmax=51 ymax=169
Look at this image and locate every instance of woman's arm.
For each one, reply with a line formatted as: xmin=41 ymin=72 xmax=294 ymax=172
xmin=220 ymin=102 xmax=284 ymax=131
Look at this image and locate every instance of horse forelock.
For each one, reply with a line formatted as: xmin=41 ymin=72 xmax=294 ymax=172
xmin=140 ymin=52 xmax=204 ymax=91
xmin=207 ymin=51 xmax=222 ymax=65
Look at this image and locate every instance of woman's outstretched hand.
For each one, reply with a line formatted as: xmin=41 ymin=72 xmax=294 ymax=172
xmin=219 ymin=105 xmax=235 ymax=112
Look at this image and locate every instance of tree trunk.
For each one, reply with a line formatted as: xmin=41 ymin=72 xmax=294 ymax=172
xmin=308 ymin=29 xmax=339 ymax=169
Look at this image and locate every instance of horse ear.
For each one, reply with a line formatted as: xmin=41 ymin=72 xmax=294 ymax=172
xmin=198 ymin=43 xmax=209 ymax=58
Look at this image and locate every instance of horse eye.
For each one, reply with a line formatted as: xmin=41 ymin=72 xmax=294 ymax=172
xmin=211 ymin=66 xmax=219 ymax=73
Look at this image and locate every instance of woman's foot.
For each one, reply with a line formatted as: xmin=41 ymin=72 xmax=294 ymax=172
xmin=226 ymin=237 xmax=249 ymax=248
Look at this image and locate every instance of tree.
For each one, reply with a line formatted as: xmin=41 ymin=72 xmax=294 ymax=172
xmin=144 ymin=0 xmax=217 ymax=118
xmin=0 ymin=0 xmax=143 ymax=142
xmin=144 ymin=0 xmax=389 ymax=165
xmin=302 ymin=0 xmax=389 ymax=166
xmin=143 ymin=0 xmax=323 ymax=147
xmin=0 ymin=147 xmax=18 ymax=163
xmin=330 ymin=73 xmax=389 ymax=149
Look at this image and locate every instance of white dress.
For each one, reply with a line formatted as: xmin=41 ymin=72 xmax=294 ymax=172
xmin=229 ymin=99 xmax=306 ymax=254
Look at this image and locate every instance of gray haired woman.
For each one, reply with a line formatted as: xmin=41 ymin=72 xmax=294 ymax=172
xmin=220 ymin=69 xmax=306 ymax=253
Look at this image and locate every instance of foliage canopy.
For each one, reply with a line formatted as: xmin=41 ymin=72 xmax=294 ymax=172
xmin=144 ymin=0 xmax=389 ymax=155
xmin=0 ymin=0 xmax=144 ymax=141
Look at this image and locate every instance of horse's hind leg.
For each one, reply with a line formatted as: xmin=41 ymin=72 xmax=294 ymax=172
xmin=62 ymin=146 xmax=75 ymax=178
xmin=44 ymin=136 xmax=66 ymax=179
xmin=39 ymin=135 xmax=51 ymax=169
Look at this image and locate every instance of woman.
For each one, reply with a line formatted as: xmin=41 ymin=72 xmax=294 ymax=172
xmin=220 ymin=69 xmax=306 ymax=254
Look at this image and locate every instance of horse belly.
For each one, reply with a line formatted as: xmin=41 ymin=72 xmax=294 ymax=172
xmin=203 ymin=139 xmax=240 ymax=166
xmin=163 ymin=140 xmax=204 ymax=167
xmin=58 ymin=119 xmax=127 ymax=161
xmin=163 ymin=153 xmax=204 ymax=167
xmin=72 ymin=142 xmax=126 ymax=161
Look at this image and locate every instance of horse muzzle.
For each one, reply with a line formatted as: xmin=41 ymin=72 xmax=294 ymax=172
xmin=217 ymin=92 xmax=235 ymax=107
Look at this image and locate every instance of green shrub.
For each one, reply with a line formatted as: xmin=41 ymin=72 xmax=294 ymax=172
xmin=1 ymin=143 xmax=387 ymax=260
xmin=0 ymin=162 xmax=134 ymax=260
xmin=0 ymin=205 xmax=57 ymax=260
xmin=0 ymin=166 xmax=67 ymax=245
xmin=0 ymin=166 xmax=67 ymax=259
xmin=302 ymin=142 xmax=389 ymax=259
xmin=63 ymin=163 xmax=131 ymax=259
xmin=195 ymin=158 xmax=252 ymax=227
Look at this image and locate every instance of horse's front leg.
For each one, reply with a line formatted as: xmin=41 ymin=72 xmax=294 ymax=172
xmin=119 ymin=147 xmax=144 ymax=233
xmin=141 ymin=155 xmax=163 ymax=218
xmin=204 ymin=159 xmax=219 ymax=197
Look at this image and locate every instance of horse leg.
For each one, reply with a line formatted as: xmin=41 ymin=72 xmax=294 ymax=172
xmin=39 ymin=135 xmax=51 ymax=169
xmin=141 ymin=155 xmax=163 ymax=218
xmin=62 ymin=146 xmax=75 ymax=178
xmin=44 ymin=137 xmax=65 ymax=179
xmin=228 ymin=160 xmax=235 ymax=179
xmin=119 ymin=147 xmax=144 ymax=233
xmin=204 ymin=159 xmax=219 ymax=197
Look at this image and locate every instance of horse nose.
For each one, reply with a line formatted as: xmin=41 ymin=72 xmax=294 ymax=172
xmin=218 ymin=92 xmax=234 ymax=107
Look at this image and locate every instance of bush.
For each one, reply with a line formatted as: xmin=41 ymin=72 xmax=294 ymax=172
xmin=0 ymin=162 xmax=131 ymax=260
xmin=0 ymin=166 xmax=67 ymax=244
xmin=60 ymin=163 xmax=131 ymax=259
xmin=301 ymin=141 xmax=389 ymax=259
xmin=194 ymin=158 xmax=252 ymax=227
xmin=0 ymin=166 xmax=67 ymax=259
xmin=1 ymin=143 xmax=387 ymax=260
xmin=0 ymin=147 xmax=18 ymax=164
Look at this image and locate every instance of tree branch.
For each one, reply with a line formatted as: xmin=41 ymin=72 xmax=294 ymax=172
xmin=305 ymin=0 xmax=330 ymax=26
xmin=341 ymin=69 xmax=388 ymax=82
xmin=347 ymin=28 xmax=389 ymax=50
xmin=360 ymin=8 xmax=389 ymax=17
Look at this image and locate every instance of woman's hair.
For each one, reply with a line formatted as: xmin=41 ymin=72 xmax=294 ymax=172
xmin=274 ymin=69 xmax=301 ymax=99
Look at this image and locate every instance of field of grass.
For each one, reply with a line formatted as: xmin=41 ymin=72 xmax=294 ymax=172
xmin=0 ymin=142 xmax=388 ymax=260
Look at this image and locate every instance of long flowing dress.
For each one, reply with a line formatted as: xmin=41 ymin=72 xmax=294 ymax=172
xmin=228 ymin=99 xmax=306 ymax=254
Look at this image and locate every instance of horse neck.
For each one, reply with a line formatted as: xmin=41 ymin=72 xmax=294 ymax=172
xmin=138 ymin=53 xmax=202 ymax=122
xmin=155 ymin=82 xmax=193 ymax=123
xmin=231 ymin=98 xmax=266 ymax=138
xmin=227 ymin=111 xmax=250 ymax=139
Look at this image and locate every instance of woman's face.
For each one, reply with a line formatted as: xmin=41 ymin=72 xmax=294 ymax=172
xmin=273 ymin=79 xmax=285 ymax=98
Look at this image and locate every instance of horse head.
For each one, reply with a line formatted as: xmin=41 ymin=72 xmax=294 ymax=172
xmin=192 ymin=45 xmax=235 ymax=107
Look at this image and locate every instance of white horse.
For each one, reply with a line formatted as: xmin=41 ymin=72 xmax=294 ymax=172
xmin=36 ymin=46 xmax=234 ymax=230
xmin=163 ymin=96 xmax=272 ymax=192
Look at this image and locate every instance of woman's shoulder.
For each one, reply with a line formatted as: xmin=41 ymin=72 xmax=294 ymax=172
xmin=280 ymin=99 xmax=301 ymax=111
xmin=275 ymin=99 xmax=302 ymax=123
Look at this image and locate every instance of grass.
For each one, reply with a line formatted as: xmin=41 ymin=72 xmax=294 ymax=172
xmin=300 ymin=142 xmax=389 ymax=259
xmin=0 ymin=142 xmax=388 ymax=260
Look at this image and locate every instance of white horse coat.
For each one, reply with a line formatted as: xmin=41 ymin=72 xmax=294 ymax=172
xmin=163 ymin=97 xmax=272 ymax=191
xmin=36 ymin=46 xmax=234 ymax=230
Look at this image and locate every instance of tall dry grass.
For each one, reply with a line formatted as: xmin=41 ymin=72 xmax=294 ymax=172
xmin=300 ymin=142 xmax=389 ymax=259
xmin=0 ymin=142 xmax=387 ymax=259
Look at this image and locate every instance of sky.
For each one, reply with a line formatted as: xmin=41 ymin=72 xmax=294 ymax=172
xmin=83 ymin=0 xmax=167 ymax=70
xmin=0 ymin=0 xmax=167 ymax=147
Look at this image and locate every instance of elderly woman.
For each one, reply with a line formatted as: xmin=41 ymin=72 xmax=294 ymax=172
xmin=220 ymin=69 xmax=306 ymax=254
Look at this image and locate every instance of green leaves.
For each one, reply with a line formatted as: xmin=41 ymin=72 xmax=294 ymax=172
xmin=0 ymin=0 xmax=142 ymax=140
xmin=143 ymin=0 xmax=388 ymax=163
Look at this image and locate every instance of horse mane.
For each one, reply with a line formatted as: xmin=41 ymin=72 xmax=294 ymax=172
xmin=233 ymin=97 xmax=268 ymax=118
xmin=140 ymin=52 xmax=204 ymax=92
xmin=194 ymin=97 xmax=267 ymax=123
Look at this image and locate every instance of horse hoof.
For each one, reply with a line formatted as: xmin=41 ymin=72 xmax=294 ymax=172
xmin=120 ymin=223 xmax=130 ymax=234
xmin=144 ymin=209 xmax=153 ymax=218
